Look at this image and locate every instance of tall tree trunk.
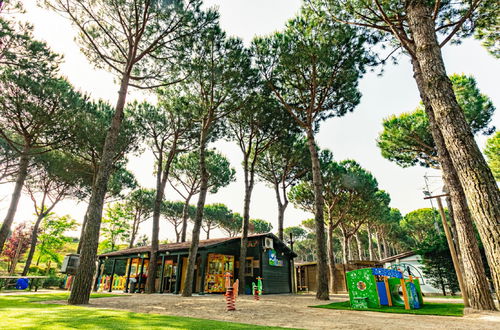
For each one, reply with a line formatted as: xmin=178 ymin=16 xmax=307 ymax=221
xmin=238 ymin=155 xmax=255 ymax=294
xmin=180 ymin=194 xmax=192 ymax=242
xmin=327 ymin=220 xmax=336 ymax=293
xmin=206 ymin=223 xmax=211 ymax=240
xmin=407 ymin=1 xmax=500 ymax=303
xmin=305 ymin=127 xmax=329 ymax=300
xmin=182 ymin=127 xmax=209 ymax=297
xmin=341 ymin=234 xmax=348 ymax=264
xmin=68 ymin=73 xmax=130 ymax=305
xmin=274 ymin=183 xmax=285 ymax=241
xmin=411 ymin=58 xmax=496 ymax=310
xmin=367 ymin=226 xmax=374 ymax=260
xmin=375 ymin=230 xmax=382 ymax=261
xmin=76 ymin=213 xmax=88 ymax=254
xmin=0 ymin=150 xmax=30 ymax=254
xmin=347 ymin=236 xmax=353 ymax=262
xmin=382 ymin=236 xmax=388 ymax=259
xmin=354 ymin=233 xmax=363 ymax=260
xmin=21 ymin=213 xmax=45 ymax=276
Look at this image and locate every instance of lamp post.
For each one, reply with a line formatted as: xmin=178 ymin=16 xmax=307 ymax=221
xmin=288 ymin=233 xmax=297 ymax=293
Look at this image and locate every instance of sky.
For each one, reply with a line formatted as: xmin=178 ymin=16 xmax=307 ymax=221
xmin=1 ymin=1 xmax=499 ymax=242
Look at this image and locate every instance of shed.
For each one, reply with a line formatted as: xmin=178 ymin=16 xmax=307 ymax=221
xmin=295 ymin=260 xmax=382 ymax=293
xmin=95 ymin=233 xmax=296 ymax=295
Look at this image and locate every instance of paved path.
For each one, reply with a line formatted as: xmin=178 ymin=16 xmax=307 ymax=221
xmin=70 ymin=293 xmax=500 ymax=329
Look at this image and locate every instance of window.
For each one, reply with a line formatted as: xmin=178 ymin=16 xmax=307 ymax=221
xmin=245 ymin=257 xmax=253 ymax=276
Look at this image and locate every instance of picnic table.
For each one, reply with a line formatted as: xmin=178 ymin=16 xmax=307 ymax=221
xmin=0 ymin=276 xmax=49 ymax=292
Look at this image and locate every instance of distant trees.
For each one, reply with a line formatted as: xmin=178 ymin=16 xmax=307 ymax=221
xmin=484 ymin=132 xmax=499 ymax=181
xmin=417 ymin=234 xmax=460 ymax=296
xmin=22 ymin=151 xmax=91 ymax=275
xmin=161 ymin=201 xmax=188 ymax=243
xmin=125 ymin=189 xmax=155 ymax=248
xmin=99 ymin=203 xmax=133 ymax=253
xmin=249 ymin=219 xmax=273 ymax=234
xmin=2 ymin=222 xmax=30 ymax=274
xmin=34 ymin=213 xmax=78 ymax=271
xmin=169 ymin=150 xmax=235 ymax=243
xmin=255 ymin=135 xmax=310 ymax=240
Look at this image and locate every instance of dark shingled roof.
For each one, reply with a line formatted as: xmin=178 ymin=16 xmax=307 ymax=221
xmin=99 ymin=233 xmax=296 ymax=258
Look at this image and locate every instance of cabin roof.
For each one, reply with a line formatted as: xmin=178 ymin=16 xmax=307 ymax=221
xmin=379 ymin=251 xmax=416 ymax=263
xmin=98 ymin=232 xmax=297 ymax=258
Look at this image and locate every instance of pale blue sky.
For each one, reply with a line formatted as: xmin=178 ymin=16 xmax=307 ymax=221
xmin=1 ymin=1 xmax=498 ymax=241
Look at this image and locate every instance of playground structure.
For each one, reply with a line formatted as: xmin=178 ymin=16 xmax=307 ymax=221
xmin=224 ymin=272 xmax=239 ymax=311
xmin=252 ymin=277 xmax=263 ymax=301
xmin=346 ymin=268 xmax=423 ymax=310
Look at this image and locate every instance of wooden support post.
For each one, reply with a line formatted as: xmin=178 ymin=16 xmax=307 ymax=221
xmin=137 ymin=257 xmax=145 ymax=292
xmin=400 ymin=278 xmax=410 ymax=310
xmin=384 ymin=276 xmax=392 ymax=306
xmin=109 ymin=259 xmax=117 ymax=292
xmin=435 ymin=197 xmax=470 ymax=307
xmin=174 ymin=254 xmax=182 ymax=294
xmin=199 ymin=253 xmax=208 ymax=294
xmin=124 ymin=258 xmax=132 ymax=293
xmin=159 ymin=255 xmax=166 ymax=293
xmin=424 ymin=194 xmax=470 ymax=307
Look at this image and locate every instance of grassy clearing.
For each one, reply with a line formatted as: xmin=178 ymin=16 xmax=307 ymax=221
xmin=311 ymin=301 xmax=464 ymax=317
xmin=0 ymin=293 xmax=285 ymax=329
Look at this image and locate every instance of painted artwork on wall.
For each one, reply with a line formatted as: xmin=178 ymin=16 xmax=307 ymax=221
xmin=268 ymin=249 xmax=283 ymax=266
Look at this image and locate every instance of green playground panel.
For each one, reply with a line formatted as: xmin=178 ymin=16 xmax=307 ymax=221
xmin=346 ymin=268 xmax=380 ymax=308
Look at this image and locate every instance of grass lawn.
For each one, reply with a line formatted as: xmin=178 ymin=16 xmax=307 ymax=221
xmin=0 ymin=293 xmax=285 ymax=329
xmin=311 ymin=301 xmax=464 ymax=317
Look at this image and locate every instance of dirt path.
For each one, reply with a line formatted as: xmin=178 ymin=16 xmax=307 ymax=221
xmin=62 ymin=293 xmax=500 ymax=329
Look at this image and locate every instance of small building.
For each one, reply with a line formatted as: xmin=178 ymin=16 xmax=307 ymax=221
xmin=96 ymin=233 xmax=296 ymax=295
xmin=380 ymin=251 xmax=442 ymax=294
xmin=295 ymin=260 xmax=382 ymax=293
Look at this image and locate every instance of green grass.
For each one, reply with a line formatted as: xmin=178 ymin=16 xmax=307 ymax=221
xmin=0 ymin=293 xmax=285 ymax=329
xmin=311 ymin=300 xmax=464 ymax=317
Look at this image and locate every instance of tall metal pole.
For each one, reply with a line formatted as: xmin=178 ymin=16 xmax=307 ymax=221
xmin=426 ymin=194 xmax=470 ymax=307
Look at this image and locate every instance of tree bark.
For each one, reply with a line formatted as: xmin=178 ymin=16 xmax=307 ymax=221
xmin=182 ymin=126 xmax=209 ymax=297
xmin=0 ymin=150 xmax=30 ymax=254
xmin=21 ymin=213 xmax=45 ymax=276
xmin=274 ymin=183 xmax=285 ymax=241
xmin=354 ymin=232 xmax=363 ymax=260
xmin=406 ymin=1 xmax=500 ymax=303
xmin=180 ymin=194 xmax=192 ymax=242
xmin=327 ymin=220 xmax=337 ymax=293
xmin=382 ymin=236 xmax=388 ymax=259
xmin=411 ymin=57 xmax=496 ymax=310
xmin=305 ymin=127 xmax=329 ymax=300
xmin=367 ymin=226 xmax=374 ymax=260
xmin=68 ymin=74 xmax=130 ymax=305
xmin=76 ymin=213 xmax=87 ymax=254
xmin=375 ymin=230 xmax=382 ymax=261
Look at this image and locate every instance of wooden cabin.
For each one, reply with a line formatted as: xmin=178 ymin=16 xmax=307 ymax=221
xmin=96 ymin=233 xmax=296 ymax=295
xmin=295 ymin=260 xmax=382 ymax=293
